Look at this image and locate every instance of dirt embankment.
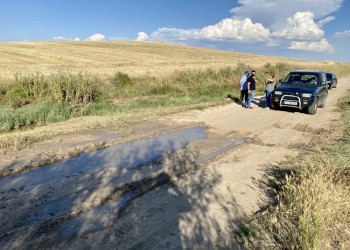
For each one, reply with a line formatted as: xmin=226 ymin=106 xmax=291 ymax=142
xmin=0 ymin=77 xmax=349 ymax=249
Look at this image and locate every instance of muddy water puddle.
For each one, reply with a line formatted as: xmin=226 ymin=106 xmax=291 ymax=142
xmin=0 ymin=126 xmax=207 ymax=192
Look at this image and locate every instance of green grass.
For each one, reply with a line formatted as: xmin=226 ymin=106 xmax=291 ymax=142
xmin=0 ymin=101 xmax=71 ymax=132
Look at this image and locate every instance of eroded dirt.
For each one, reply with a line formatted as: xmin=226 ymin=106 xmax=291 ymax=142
xmin=0 ymin=76 xmax=349 ymax=249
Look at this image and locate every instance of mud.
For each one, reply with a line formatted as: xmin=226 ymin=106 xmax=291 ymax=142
xmin=0 ymin=126 xmax=207 ymax=192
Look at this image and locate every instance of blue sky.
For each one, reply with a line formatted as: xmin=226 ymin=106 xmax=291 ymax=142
xmin=1 ymin=0 xmax=349 ymax=62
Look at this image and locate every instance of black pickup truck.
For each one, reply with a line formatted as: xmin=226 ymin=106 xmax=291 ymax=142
xmin=271 ymin=70 xmax=328 ymax=115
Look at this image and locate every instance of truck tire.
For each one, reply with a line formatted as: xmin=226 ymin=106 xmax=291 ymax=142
xmin=308 ymin=99 xmax=318 ymax=115
xmin=271 ymin=102 xmax=280 ymax=110
xmin=320 ymin=94 xmax=327 ymax=108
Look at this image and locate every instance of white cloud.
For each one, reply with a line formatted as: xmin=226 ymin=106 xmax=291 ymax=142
xmin=230 ymin=0 xmax=342 ymax=49
xmin=85 ymin=33 xmax=105 ymax=41
xmin=318 ymin=16 xmax=336 ymax=27
xmin=231 ymin=0 xmax=343 ymax=30
xmin=231 ymin=1 xmax=343 ymax=51
xmin=199 ymin=17 xmax=270 ymax=42
xmin=335 ymin=30 xmax=350 ymax=37
xmin=53 ymin=36 xmax=81 ymax=42
xmin=273 ymin=12 xmax=324 ymax=41
xmin=289 ymin=39 xmax=333 ymax=52
xmin=151 ymin=28 xmax=199 ymax=41
xmin=136 ymin=0 xmax=343 ymax=53
xmin=135 ymin=32 xmax=149 ymax=41
xmin=53 ymin=36 xmax=71 ymax=41
xmin=149 ymin=17 xmax=271 ymax=43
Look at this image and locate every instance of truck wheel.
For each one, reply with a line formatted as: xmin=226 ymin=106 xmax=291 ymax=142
xmin=320 ymin=95 xmax=327 ymax=108
xmin=308 ymin=99 xmax=318 ymax=115
xmin=271 ymin=102 xmax=280 ymax=110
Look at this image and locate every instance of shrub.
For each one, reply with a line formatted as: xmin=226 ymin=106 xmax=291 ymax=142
xmin=275 ymin=62 xmax=289 ymax=74
xmin=5 ymin=86 xmax=28 ymax=108
xmin=14 ymin=73 xmax=47 ymax=99
xmin=0 ymin=101 xmax=71 ymax=132
xmin=49 ymin=72 xmax=100 ymax=105
xmin=113 ymin=72 xmax=133 ymax=88
xmin=0 ymin=84 xmax=6 ymax=96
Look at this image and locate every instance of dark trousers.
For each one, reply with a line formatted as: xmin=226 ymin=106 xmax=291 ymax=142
xmin=240 ymin=90 xmax=248 ymax=104
xmin=265 ymin=90 xmax=272 ymax=108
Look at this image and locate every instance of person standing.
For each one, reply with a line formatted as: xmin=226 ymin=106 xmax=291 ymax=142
xmin=245 ymin=70 xmax=258 ymax=109
xmin=264 ymin=73 xmax=275 ymax=109
xmin=240 ymin=71 xmax=250 ymax=107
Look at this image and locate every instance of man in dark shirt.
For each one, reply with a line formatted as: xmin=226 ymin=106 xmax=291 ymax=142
xmin=245 ymin=70 xmax=258 ymax=109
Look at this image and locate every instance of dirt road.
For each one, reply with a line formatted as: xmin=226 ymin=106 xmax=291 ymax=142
xmin=1 ymin=76 xmax=349 ymax=249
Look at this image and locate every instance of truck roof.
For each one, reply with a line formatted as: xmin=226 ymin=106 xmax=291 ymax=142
xmin=289 ymin=70 xmax=325 ymax=74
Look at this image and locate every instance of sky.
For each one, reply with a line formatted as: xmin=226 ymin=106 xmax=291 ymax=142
xmin=1 ymin=0 xmax=349 ymax=62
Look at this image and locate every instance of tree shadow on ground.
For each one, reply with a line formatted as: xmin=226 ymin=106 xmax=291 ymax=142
xmin=0 ymin=129 xmax=246 ymax=249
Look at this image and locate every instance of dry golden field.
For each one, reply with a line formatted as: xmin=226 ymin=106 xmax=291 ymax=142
xmin=0 ymin=40 xmax=335 ymax=78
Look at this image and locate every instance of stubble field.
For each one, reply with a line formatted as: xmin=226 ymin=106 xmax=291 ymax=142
xmin=0 ymin=41 xmax=326 ymax=78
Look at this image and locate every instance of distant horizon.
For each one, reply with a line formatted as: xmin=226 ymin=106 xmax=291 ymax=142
xmin=1 ymin=0 xmax=349 ymax=62
xmin=1 ymin=39 xmax=348 ymax=64
xmin=1 ymin=1 xmax=349 ymax=62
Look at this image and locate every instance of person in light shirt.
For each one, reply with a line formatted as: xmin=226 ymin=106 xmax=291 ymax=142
xmin=240 ymin=70 xmax=250 ymax=107
xmin=264 ymin=73 xmax=276 ymax=109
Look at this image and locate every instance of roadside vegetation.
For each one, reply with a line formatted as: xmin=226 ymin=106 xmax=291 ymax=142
xmin=235 ymin=93 xmax=350 ymax=249
xmin=1 ymin=62 xmax=350 ymax=134
xmin=0 ymin=67 xmax=236 ymax=132
xmin=1 ymin=40 xmax=350 ymax=150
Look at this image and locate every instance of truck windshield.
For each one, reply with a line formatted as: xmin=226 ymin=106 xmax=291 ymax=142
xmin=284 ymin=73 xmax=318 ymax=86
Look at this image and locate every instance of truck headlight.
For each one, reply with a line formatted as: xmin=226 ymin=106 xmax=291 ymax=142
xmin=274 ymin=91 xmax=282 ymax=95
xmin=302 ymin=93 xmax=312 ymax=98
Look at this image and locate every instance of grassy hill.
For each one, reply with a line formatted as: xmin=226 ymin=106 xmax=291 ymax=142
xmin=0 ymin=41 xmax=334 ymax=78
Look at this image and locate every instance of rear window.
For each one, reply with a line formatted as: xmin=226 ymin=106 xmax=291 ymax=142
xmin=326 ymin=73 xmax=332 ymax=81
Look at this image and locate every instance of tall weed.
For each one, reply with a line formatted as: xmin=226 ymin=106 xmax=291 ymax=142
xmin=0 ymin=101 xmax=71 ymax=132
xmin=49 ymin=72 xmax=100 ymax=104
xmin=14 ymin=73 xmax=47 ymax=99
